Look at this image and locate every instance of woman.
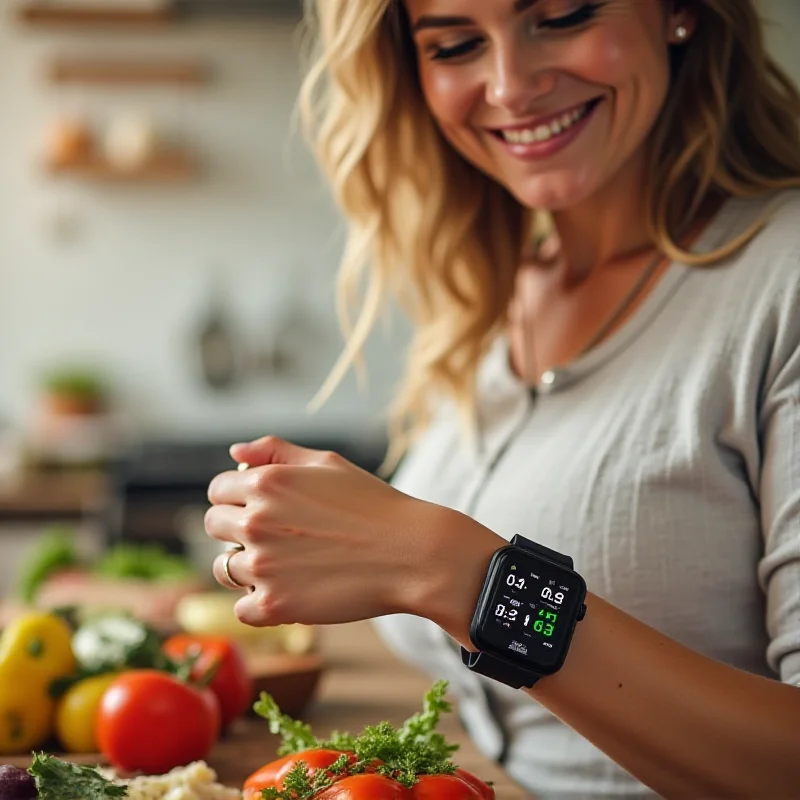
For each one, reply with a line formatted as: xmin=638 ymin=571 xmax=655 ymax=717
xmin=205 ymin=1 xmax=800 ymax=797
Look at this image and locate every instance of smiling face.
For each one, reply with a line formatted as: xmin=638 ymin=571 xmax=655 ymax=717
xmin=404 ymin=0 xmax=694 ymax=213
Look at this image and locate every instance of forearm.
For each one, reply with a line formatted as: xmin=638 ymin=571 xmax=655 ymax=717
xmin=530 ymin=593 xmax=800 ymax=798
xmin=421 ymin=515 xmax=800 ymax=799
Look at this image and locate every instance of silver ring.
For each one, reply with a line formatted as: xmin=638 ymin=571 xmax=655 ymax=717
xmin=222 ymin=544 xmax=248 ymax=590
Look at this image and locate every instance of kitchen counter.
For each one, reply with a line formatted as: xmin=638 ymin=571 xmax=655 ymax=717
xmin=211 ymin=620 xmax=531 ymax=798
xmin=2 ymin=621 xmax=530 ymax=797
xmin=0 ymin=469 xmax=110 ymax=520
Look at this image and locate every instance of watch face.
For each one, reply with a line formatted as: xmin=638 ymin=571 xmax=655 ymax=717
xmin=474 ymin=548 xmax=585 ymax=673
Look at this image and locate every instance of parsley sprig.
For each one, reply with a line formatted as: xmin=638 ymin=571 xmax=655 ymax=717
xmin=254 ymin=680 xmax=460 ymax=798
xmin=28 ymin=752 xmax=127 ymax=799
xmin=261 ymin=755 xmax=352 ymax=800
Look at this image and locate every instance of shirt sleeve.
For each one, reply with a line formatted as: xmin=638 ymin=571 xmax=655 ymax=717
xmin=757 ymin=261 xmax=800 ymax=686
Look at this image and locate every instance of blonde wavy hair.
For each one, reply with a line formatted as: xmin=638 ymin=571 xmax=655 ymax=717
xmin=299 ymin=0 xmax=800 ymax=468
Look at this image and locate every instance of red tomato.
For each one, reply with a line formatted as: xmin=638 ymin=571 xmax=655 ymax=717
xmin=314 ymin=774 xmax=412 ymax=799
xmin=411 ymin=774 xmax=488 ymax=799
xmin=163 ymin=634 xmax=254 ymax=729
xmin=243 ymin=750 xmax=494 ymax=800
xmin=97 ymin=670 xmax=220 ymax=775
xmin=243 ymin=750 xmax=355 ymax=798
xmin=453 ymin=767 xmax=496 ymax=799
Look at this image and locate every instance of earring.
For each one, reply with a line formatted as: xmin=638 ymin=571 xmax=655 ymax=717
xmin=675 ymin=24 xmax=689 ymax=41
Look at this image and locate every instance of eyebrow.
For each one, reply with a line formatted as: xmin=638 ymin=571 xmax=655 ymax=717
xmin=411 ymin=15 xmax=472 ymax=32
xmin=411 ymin=0 xmax=541 ymax=33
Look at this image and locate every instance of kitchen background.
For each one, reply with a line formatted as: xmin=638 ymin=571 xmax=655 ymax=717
xmin=0 ymin=0 xmax=798 ymax=597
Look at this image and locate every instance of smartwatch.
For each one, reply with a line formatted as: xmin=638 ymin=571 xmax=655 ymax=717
xmin=461 ymin=534 xmax=587 ymax=689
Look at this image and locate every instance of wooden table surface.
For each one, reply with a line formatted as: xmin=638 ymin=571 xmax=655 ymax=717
xmin=211 ymin=620 xmax=531 ymax=798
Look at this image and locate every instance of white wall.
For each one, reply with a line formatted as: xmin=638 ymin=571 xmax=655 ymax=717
xmin=761 ymin=0 xmax=800 ymax=80
xmin=0 ymin=3 xmax=798 ymax=445
xmin=0 ymin=8 xmax=406 ymax=444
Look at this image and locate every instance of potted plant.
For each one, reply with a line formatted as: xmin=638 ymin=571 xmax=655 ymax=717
xmin=40 ymin=368 xmax=108 ymax=417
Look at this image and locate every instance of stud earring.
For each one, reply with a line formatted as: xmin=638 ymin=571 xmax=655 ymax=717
xmin=675 ymin=24 xmax=689 ymax=41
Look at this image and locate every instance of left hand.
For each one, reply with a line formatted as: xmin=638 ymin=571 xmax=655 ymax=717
xmin=205 ymin=436 xmax=492 ymax=631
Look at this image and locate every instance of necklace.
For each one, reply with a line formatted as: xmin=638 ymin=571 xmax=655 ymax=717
xmin=519 ymin=248 xmax=667 ymax=388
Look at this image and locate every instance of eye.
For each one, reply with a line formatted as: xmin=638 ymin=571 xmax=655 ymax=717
xmin=539 ymin=2 xmax=604 ymax=30
xmin=429 ymin=37 xmax=483 ymax=62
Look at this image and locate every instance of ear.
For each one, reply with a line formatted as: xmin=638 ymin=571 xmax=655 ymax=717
xmin=666 ymin=3 xmax=698 ymax=45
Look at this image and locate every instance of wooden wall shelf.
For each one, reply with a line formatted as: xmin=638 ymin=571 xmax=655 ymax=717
xmin=19 ymin=4 xmax=176 ymax=28
xmin=48 ymin=58 xmax=209 ymax=86
xmin=47 ymin=150 xmax=197 ymax=183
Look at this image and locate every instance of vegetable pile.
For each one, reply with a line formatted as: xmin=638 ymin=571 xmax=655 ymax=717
xmin=244 ymin=680 xmax=494 ymax=799
xmin=27 ymin=754 xmax=126 ymax=800
xmin=18 ymin=530 xmax=195 ymax=605
xmin=16 ymin=754 xmax=239 ymax=800
xmin=0 ymin=681 xmax=493 ymax=799
xmin=0 ymin=609 xmax=252 ymax=777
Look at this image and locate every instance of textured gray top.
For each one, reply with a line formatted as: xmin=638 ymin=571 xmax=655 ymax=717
xmin=374 ymin=192 xmax=800 ymax=799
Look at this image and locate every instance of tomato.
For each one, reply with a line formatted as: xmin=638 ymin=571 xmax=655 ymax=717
xmin=453 ymin=767 xmax=496 ymax=800
xmin=243 ymin=750 xmax=355 ymax=798
xmin=97 ymin=670 xmax=220 ymax=774
xmin=410 ymin=774 xmax=486 ymax=799
xmin=55 ymin=672 xmax=119 ymax=753
xmin=163 ymin=634 xmax=254 ymax=729
xmin=245 ymin=750 xmax=495 ymax=799
xmin=315 ymin=774 xmax=412 ymax=799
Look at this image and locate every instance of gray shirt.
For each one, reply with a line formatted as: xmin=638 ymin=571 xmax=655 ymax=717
xmin=374 ymin=192 xmax=800 ymax=799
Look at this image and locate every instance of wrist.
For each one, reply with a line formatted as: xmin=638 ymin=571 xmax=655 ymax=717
xmin=404 ymin=504 xmax=504 ymax=646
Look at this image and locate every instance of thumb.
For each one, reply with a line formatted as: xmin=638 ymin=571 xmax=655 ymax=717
xmin=229 ymin=436 xmax=319 ymax=467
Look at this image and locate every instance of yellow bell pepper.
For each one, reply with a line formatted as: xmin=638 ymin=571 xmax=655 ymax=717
xmin=0 ymin=612 xmax=76 ymax=753
xmin=0 ymin=662 xmax=55 ymax=753
xmin=55 ymin=672 xmax=119 ymax=753
xmin=0 ymin=611 xmax=75 ymax=685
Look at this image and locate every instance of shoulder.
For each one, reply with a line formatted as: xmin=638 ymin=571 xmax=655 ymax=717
xmin=756 ymin=189 xmax=800 ymax=243
xmin=719 ymin=192 xmax=800 ymax=389
xmin=727 ymin=190 xmax=800 ymax=273
xmin=701 ymin=191 xmax=800 ymax=312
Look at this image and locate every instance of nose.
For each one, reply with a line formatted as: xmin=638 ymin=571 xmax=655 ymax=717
xmin=487 ymin=46 xmax=556 ymax=116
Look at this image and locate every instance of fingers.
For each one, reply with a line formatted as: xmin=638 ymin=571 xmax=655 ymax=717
xmin=204 ymin=503 xmax=248 ymax=546
xmin=207 ymin=467 xmax=261 ymax=506
xmin=233 ymin=588 xmax=278 ymax=628
xmin=212 ymin=545 xmax=253 ymax=592
xmin=230 ymin=435 xmax=326 ymax=468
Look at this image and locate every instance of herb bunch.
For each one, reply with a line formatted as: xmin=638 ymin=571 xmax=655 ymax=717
xmin=254 ymin=680 xmax=460 ymax=799
xmin=28 ymin=752 xmax=127 ymax=799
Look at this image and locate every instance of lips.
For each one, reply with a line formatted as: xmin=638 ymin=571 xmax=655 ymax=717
xmin=490 ymin=98 xmax=603 ymax=146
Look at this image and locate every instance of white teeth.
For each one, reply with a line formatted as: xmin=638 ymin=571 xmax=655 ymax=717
xmin=501 ymin=103 xmax=591 ymax=145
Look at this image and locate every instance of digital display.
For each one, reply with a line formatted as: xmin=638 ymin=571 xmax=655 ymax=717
xmin=475 ymin=549 xmax=584 ymax=671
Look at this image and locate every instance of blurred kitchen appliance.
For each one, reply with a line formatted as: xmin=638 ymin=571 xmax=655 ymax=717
xmin=106 ymin=436 xmax=387 ymax=551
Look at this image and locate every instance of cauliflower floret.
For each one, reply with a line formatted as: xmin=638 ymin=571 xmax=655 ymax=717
xmin=108 ymin=761 xmax=242 ymax=800
xmin=162 ymin=787 xmax=201 ymax=800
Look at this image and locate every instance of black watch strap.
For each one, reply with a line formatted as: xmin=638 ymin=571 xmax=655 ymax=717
xmin=460 ymin=536 xmax=575 ymax=690
xmin=511 ymin=534 xmax=573 ymax=569
xmin=460 ymin=649 xmax=540 ymax=689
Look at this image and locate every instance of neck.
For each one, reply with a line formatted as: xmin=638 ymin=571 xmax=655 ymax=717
xmin=552 ymin=148 xmax=653 ymax=282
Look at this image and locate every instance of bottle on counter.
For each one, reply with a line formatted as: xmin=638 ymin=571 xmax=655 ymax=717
xmin=195 ymin=270 xmax=240 ymax=391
